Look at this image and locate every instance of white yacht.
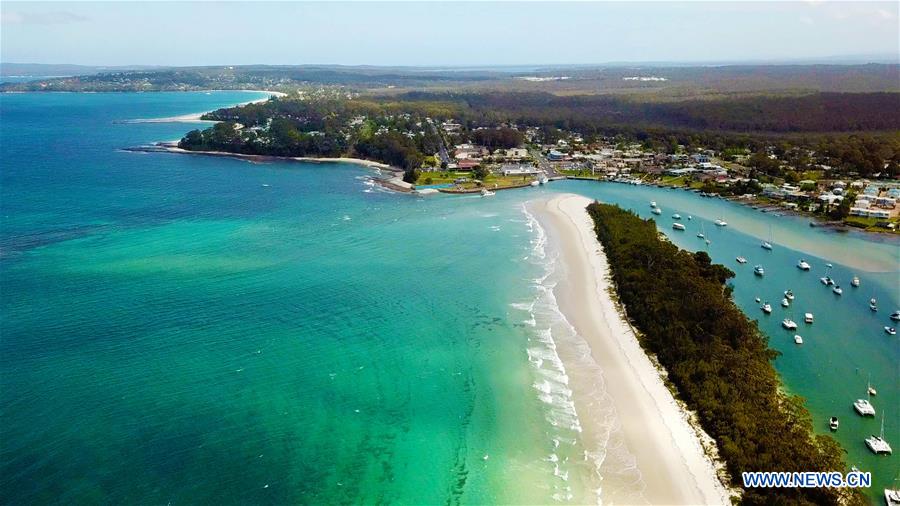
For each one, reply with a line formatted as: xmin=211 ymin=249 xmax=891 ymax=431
xmin=650 ymin=201 xmax=657 ymax=208
xmin=804 ymin=313 xmax=814 ymax=323
xmin=885 ymin=327 xmax=897 ymax=336
xmin=784 ymin=290 xmax=795 ymax=301
xmin=480 ymin=189 xmax=496 ymax=197
xmin=890 ymin=310 xmax=900 ymax=321
xmin=761 ymin=303 xmax=772 ymax=314
xmin=851 ymin=276 xmax=860 ymax=287
xmin=652 ymin=207 xmax=662 ymax=215
xmin=753 ymin=265 xmax=765 ymax=276
xmin=761 ymin=241 xmax=773 ymax=250
xmin=829 ymin=416 xmax=839 ymax=431
xmin=866 ymin=414 xmax=892 ymax=455
xmin=755 ymin=297 xmax=761 ymax=303
xmin=797 ymin=259 xmax=811 ymax=271
xmin=782 ymin=318 xmax=798 ymax=330
xmin=530 ymin=180 xmax=539 ymax=187
xmin=885 ymin=489 xmax=900 ymax=506
xmin=870 ymin=298 xmax=878 ymax=311
xmin=868 ymin=379 xmax=877 ymax=397
xmin=854 ymin=398 xmax=876 ymax=417
xmin=714 ymin=219 xmax=727 ymax=227
xmin=672 ymin=213 xmax=682 ymax=220
xmin=672 ymin=223 xmax=686 ymax=231
xmin=736 ymin=256 xmax=747 ymax=264
xmin=832 ymin=285 xmax=843 ymax=295
xmin=687 ymin=215 xmax=693 ymax=220
xmin=697 ymin=232 xmax=705 ymax=239
xmin=539 ymin=176 xmax=549 ymax=185
xmin=794 ymin=335 xmax=803 ymax=344
xmin=781 ymin=298 xmax=790 ymax=308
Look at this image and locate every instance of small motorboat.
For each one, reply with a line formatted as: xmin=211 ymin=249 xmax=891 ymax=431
xmin=890 ymin=310 xmax=900 ymax=321
xmin=650 ymin=201 xmax=657 ymax=208
xmin=885 ymin=327 xmax=897 ymax=336
xmin=672 ymin=213 xmax=682 ymax=220
xmin=755 ymin=297 xmax=761 ymax=303
xmin=870 ymin=298 xmax=878 ymax=311
xmin=736 ymin=256 xmax=747 ymax=264
xmin=784 ymin=290 xmax=795 ymax=301
xmin=652 ymin=208 xmax=662 ymax=215
xmin=761 ymin=241 xmax=773 ymax=250
xmin=826 ymin=263 xmax=833 ymax=268
xmin=804 ymin=313 xmax=814 ymax=323
xmin=687 ymin=215 xmax=693 ymax=220
xmin=868 ymin=383 xmax=877 ymax=397
xmin=832 ymin=285 xmax=843 ymax=295
xmin=761 ymin=303 xmax=772 ymax=314
xmin=753 ymin=265 xmax=765 ymax=276
xmin=705 ymin=239 xmax=711 ymax=245
xmin=829 ymin=417 xmax=838 ymax=431
xmin=820 ymin=276 xmax=834 ymax=286
xmin=797 ymin=259 xmax=811 ymax=271
xmin=851 ymin=276 xmax=860 ymax=287
xmin=782 ymin=318 xmax=798 ymax=330
xmin=781 ymin=298 xmax=790 ymax=307
xmin=794 ymin=334 xmax=803 ymax=344
xmin=672 ymin=223 xmax=686 ymax=231
xmin=480 ymin=189 xmax=496 ymax=197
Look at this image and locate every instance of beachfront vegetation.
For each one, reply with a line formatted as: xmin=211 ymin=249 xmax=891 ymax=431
xmin=586 ymin=202 xmax=860 ymax=505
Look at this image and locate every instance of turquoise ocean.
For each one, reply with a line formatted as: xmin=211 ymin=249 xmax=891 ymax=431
xmin=1 ymin=92 xmax=897 ymax=503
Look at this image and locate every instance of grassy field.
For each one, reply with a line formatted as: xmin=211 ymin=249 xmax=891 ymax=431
xmin=415 ymin=171 xmax=537 ymax=189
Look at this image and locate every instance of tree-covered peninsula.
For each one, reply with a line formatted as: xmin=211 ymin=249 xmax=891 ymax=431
xmin=586 ymin=202 xmax=861 ymax=505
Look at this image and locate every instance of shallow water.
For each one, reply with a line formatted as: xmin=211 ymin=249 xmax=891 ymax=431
xmin=1 ymin=92 xmax=897 ymax=503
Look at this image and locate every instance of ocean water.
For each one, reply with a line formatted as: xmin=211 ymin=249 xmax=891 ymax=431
xmin=1 ymin=92 xmax=897 ymax=504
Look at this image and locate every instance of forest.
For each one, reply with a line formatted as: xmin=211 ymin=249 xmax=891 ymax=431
xmin=586 ymin=203 xmax=859 ymax=506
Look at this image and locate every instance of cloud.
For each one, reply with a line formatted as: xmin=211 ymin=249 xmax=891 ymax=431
xmin=1 ymin=10 xmax=89 ymax=25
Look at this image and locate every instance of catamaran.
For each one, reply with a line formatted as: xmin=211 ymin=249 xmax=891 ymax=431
xmin=820 ymin=276 xmax=834 ymax=286
xmin=854 ymin=397 xmax=876 ymax=417
xmin=797 ymin=259 xmax=811 ymax=271
xmin=865 ymin=413 xmax=892 ymax=455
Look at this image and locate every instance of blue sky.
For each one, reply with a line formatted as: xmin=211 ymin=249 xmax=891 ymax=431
xmin=2 ymin=1 xmax=898 ymax=66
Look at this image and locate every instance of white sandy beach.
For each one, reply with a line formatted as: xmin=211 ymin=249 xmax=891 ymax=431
xmin=129 ymin=90 xmax=287 ymax=123
xmin=531 ymin=194 xmax=730 ymax=506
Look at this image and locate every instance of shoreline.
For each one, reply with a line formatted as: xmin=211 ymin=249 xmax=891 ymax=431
xmin=123 ymin=90 xmax=287 ymax=123
xmin=530 ymin=194 xmax=731 ymax=505
xmin=124 ymin=144 xmax=413 ymax=192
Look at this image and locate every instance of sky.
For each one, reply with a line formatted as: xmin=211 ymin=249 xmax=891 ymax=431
xmin=1 ymin=1 xmax=898 ymax=67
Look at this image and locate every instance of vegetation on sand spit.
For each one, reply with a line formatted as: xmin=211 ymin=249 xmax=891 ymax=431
xmin=586 ymin=202 xmax=859 ymax=505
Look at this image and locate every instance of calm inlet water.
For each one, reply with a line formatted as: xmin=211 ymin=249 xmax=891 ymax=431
xmin=1 ymin=92 xmax=897 ymax=503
